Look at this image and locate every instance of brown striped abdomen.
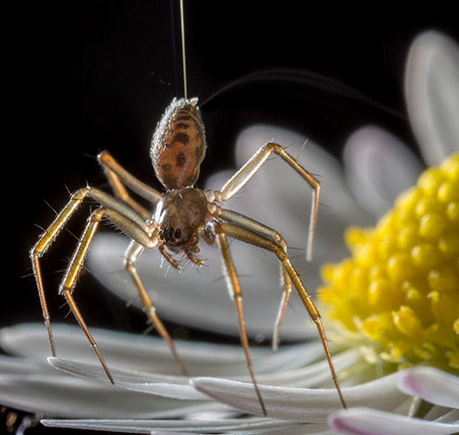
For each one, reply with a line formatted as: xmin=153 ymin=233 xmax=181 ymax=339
xmin=151 ymin=97 xmax=207 ymax=190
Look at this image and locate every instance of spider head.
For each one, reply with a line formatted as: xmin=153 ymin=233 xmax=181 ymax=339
xmin=159 ymin=224 xmax=188 ymax=250
xmin=155 ymin=187 xmax=208 ymax=251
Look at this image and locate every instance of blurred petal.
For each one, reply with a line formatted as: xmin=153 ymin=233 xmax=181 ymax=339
xmin=89 ymin=231 xmax=320 ymax=342
xmin=344 ymin=125 xmax=423 ymax=217
xmin=329 ymin=407 xmax=459 ymax=435
xmin=405 ymin=31 xmax=459 ymax=166
xmin=191 ymin=372 xmax=407 ymax=420
xmin=0 ymin=355 xmax=53 ymax=376
xmin=398 ymin=367 xmax=459 ymax=409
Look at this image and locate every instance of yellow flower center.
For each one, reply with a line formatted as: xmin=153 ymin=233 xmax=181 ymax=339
xmin=319 ymin=153 xmax=459 ymax=374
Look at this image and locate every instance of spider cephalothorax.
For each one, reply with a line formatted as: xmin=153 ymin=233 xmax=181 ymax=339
xmin=155 ymin=187 xmax=208 ymax=251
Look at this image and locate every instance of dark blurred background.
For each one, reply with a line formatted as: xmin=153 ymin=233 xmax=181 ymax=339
xmin=2 ymin=1 xmax=458 ymax=433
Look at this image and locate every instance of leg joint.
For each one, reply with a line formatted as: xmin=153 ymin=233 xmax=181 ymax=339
xmin=71 ymin=186 xmax=91 ymax=201
xmin=124 ymin=256 xmax=135 ymax=273
xmin=265 ymin=141 xmax=285 ymax=155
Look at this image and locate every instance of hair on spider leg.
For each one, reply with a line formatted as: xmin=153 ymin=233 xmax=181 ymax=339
xmin=178 ymin=253 xmax=208 ymax=272
xmin=206 ymin=271 xmax=255 ymax=288
xmin=159 ymin=260 xmax=177 ymax=279
xmin=41 ymin=198 xmax=58 ymax=216
xmin=20 ymin=270 xmax=36 ymax=279
xmin=141 ymin=322 xmax=156 ymax=336
xmin=124 ymin=294 xmax=137 ymax=309
xmin=38 ymin=198 xmax=81 ymax=243
xmin=288 ymin=253 xmax=310 ymax=263
xmin=296 ymin=138 xmax=310 ymax=160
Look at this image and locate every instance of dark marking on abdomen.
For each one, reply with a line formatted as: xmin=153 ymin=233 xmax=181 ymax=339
xmin=175 ymin=114 xmax=192 ymax=121
xmin=173 ymin=132 xmax=190 ymax=145
xmin=176 ymin=152 xmax=186 ymax=167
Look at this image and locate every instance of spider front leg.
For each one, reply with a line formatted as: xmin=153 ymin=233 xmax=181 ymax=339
xmin=217 ymin=222 xmax=347 ymax=410
xmin=207 ymin=142 xmax=320 ymax=261
xmin=212 ymin=223 xmax=267 ymax=416
xmin=31 ymin=186 xmax=156 ymax=383
xmin=211 ymin=206 xmax=292 ymax=350
xmin=124 ymin=240 xmax=188 ymax=375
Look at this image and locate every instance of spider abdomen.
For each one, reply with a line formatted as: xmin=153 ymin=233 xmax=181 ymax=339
xmin=151 ymin=97 xmax=207 ymax=190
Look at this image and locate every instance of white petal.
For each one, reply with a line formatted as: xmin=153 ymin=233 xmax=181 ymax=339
xmin=48 ymin=356 xmax=207 ymax=400
xmin=255 ymin=349 xmax=361 ymax=387
xmin=42 ymin=417 xmax=308 ymax=434
xmin=0 ymin=373 xmax=225 ymax=419
xmin=397 ymin=367 xmax=459 ymax=409
xmin=405 ymin=31 xmax=459 ymax=166
xmin=47 ymin=347 xmax=359 ymax=396
xmin=42 ymin=417 xmax=329 ymax=434
xmin=344 ymin=125 xmax=423 ymax=217
xmin=329 ymin=407 xmax=459 ymax=435
xmin=191 ymin=372 xmax=407 ymax=420
xmin=0 ymin=324 xmax=328 ymax=377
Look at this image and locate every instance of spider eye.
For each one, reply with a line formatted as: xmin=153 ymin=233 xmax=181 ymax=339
xmin=175 ymin=228 xmax=181 ymax=239
xmin=168 ymin=227 xmax=175 ymax=239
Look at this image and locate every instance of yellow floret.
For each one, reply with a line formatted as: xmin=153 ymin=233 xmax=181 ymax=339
xmin=319 ymin=153 xmax=459 ymax=374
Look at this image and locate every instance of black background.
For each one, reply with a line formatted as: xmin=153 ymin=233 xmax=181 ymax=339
xmin=2 ymin=1 xmax=458 ymax=434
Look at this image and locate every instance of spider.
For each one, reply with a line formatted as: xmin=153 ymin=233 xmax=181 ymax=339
xmin=30 ymin=2 xmax=346 ymax=416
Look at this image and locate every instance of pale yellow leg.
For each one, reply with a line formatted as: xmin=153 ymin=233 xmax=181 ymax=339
xmin=98 ymin=150 xmax=161 ymax=218
xmin=210 ymin=206 xmax=293 ymax=350
xmin=30 ymin=186 xmax=157 ymax=383
xmin=59 ymin=208 xmax=114 ymax=383
xmin=206 ymin=142 xmax=320 ymax=261
xmin=218 ymin=222 xmax=347 ymax=409
xmin=124 ymin=241 xmax=188 ymax=375
xmin=214 ymin=224 xmax=267 ymax=416
xmin=30 ymin=188 xmax=92 ymax=357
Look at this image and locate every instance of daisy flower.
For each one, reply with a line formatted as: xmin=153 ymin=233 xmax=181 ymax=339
xmin=0 ymin=30 xmax=458 ymax=434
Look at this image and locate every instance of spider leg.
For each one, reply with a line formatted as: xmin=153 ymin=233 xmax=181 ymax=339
xmin=30 ymin=186 xmax=157 ymax=383
xmin=217 ymin=221 xmax=347 ymax=410
xmin=185 ymin=250 xmax=204 ymax=266
xmin=213 ymin=223 xmax=267 ymax=416
xmin=98 ymin=150 xmax=162 ymax=218
xmin=158 ymin=243 xmax=181 ymax=269
xmin=124 ymin=241 xmax=188 ymax=375
xmin=206 ymin=142 xmax=320 ymax=261
xmin=210 ymin=206 xmax=291 ymax=350
xmin=59 ymin=207 xmax=114 ymax=382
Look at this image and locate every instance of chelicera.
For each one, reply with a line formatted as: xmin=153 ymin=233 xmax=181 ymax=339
xmin=30 ymin=3 xmax=347 ymax=415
